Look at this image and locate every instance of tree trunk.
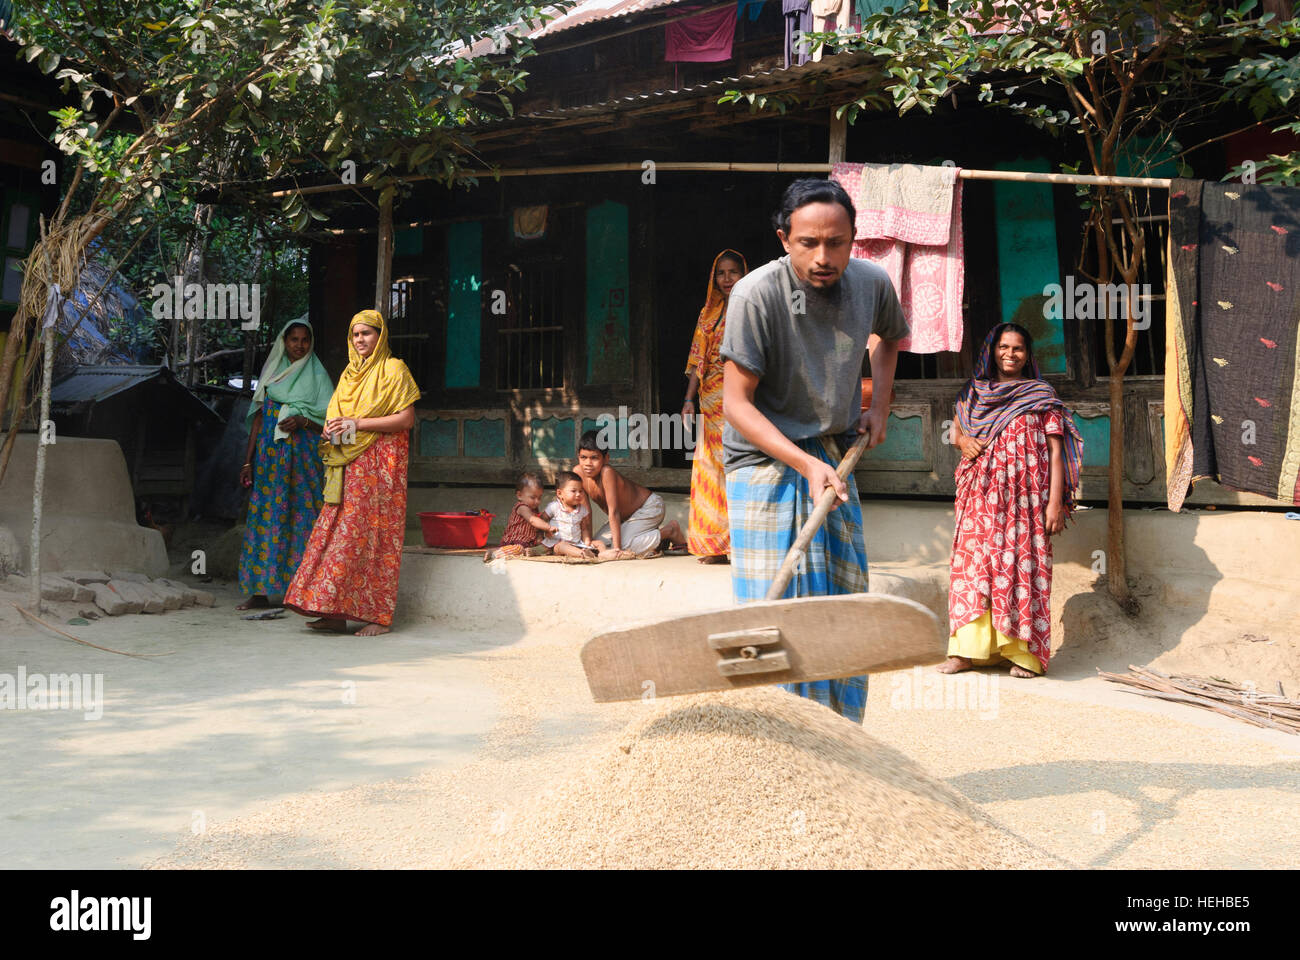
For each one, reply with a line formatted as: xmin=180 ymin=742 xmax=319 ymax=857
xmin=243 ymin=230 xmax=266 ymax=394
xmin=1106 ymin=369 xmax=1129 ymax=605
xmin=374 ymin=191 xmax=394 ymax=319
xmin=180 ymin=204 xmax=211 ymax=387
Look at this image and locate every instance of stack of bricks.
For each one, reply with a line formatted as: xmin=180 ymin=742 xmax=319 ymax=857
xmin=39 ymin=570 xmax=216 ymax=616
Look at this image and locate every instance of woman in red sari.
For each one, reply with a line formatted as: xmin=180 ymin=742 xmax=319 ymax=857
xmin=284 ymin=310 xmax=420 ymax=636
xmin=682 ymin=249 xmax=747 ymax=563
xmin=938 ymin=323 xmax=1083 ymax=677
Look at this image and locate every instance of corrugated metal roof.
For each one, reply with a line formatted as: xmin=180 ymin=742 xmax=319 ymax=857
xmin=52 ymin=365 xmax=170 ymax=405
xmin=494 ymin=52 xmax=876 ymax=123
xmin=461 ymin=0 xmax=689 ymax=57
xmin=52 ymin=365 xmax=222 ymax=423
xmin=535 ymin=0 xmax=684 ymax=36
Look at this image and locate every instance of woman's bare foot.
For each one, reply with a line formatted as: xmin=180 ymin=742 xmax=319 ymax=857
xmin=1009 ymin=664 xmax=1038 ymax=678
xmin=697 ymin=554 xmax=729 ymax=565
xmin=237 ymin=595 xmax=269 ymax=611
xmin=355 ymin=622 xmax=390 ymax=636
xmin=307 ymin=617 xmax=348 ymax=632
xmin=936 ymin=656 xmax=973 ymax=674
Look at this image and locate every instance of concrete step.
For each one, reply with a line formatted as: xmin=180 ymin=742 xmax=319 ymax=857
xmin=394 ymin=550 xmax=949 ymax=635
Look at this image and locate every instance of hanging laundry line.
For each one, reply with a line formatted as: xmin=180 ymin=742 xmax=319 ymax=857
xmin=475 ymin=161 xmax=1175 ymax=189
xmin=269 ymin=162 xmax=1172 ymax=198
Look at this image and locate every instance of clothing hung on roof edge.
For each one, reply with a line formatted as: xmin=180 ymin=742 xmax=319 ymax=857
xmin=665 ymin=3 xmax=737 ymax=63
xmin=783 ymin=0 xmax=811 ymax=67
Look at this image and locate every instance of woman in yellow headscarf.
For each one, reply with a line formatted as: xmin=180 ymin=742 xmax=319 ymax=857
xmin=682 ymin=249 xmax=746 ymax=563
xmin=284 ymin=310 xmax=421 ymax=636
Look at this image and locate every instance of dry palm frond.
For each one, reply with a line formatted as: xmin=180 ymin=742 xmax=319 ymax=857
xmin=1099 ymin=665 xmax=1300 ymax=735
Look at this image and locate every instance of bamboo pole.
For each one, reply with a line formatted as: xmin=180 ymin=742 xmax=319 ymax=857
xmin=29 ymin=219 xmax=56 ymax=612
xmin=269 ymin=162 xmax=1173 ymax=199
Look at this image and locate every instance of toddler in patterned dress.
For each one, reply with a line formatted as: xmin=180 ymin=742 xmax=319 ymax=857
xmin=485 ymin=472 xmax=553 ymax=561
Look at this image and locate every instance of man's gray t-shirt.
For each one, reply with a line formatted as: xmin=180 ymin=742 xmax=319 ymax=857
xmin=720 ymin=255 xmax=908 ymax=471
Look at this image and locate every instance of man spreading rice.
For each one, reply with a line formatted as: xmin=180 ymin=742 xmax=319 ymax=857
xmin=721 ymin=178 xmax=908 ymax=722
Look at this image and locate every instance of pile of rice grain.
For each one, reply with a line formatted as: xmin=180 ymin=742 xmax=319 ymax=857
xmin=457 ymin=686 xmax=1062 ymax=869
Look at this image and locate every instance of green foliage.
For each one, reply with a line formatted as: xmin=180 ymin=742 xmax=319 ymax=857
xmin=726 ymin=0 xmax=1300 ymax=182
xmin=14 ymin=1 xmax=569 ymax=225
xmin=11 ymin=0 xmax=567 ymax=379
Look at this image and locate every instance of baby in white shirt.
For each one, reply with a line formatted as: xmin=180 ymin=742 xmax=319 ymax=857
xmin=542 ymin=472 xmax=598 ymax=558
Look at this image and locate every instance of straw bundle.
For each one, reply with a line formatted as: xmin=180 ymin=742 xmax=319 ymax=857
xmin=0 ymin=213 xmax=95 ymax=482
xmin=1100 ymin=665 xmax=1300 ymax=735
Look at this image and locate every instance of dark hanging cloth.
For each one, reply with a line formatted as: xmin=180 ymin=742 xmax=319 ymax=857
xmin=783 ymin=0 xmax=811 ymax=67
xmin=1168 ymin=178 xmax=1300 ymax=505
xmin=665 ymin=4 xmax=737 ymax=62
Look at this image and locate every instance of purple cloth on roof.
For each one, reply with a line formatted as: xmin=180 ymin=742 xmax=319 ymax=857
xmin=783 ymin=0 xmax=811 ymax=67
xmin=665 ymin=4 xmax=737 ymax=62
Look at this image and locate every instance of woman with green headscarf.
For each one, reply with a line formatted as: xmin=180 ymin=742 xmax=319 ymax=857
xmin=236 ymin=317 xmax=335 ymax=609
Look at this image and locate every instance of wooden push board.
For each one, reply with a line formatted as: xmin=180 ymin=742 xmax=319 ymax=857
xmin=581 ymin=593 xmax=945 ymax=703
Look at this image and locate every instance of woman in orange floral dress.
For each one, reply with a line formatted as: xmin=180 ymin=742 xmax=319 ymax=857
xmin=682 ymin=249 xmax=747 ymax=563
xmin=284 ymin=310 xmax=420 ymax=636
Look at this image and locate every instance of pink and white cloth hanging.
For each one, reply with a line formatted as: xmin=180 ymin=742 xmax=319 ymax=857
xmin=832 ymin=161 xmax=965 ymax=355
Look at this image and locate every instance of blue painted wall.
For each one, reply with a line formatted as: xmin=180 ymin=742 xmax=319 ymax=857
xmin=584 ymin=201 xmax=631 ymax=384
xmin=994 ymin=158 xmax=1066 ymax=375
xmin=465 ymin=418 xmax=507 ymax=459
xmin=862 ymin=413 xmax=925 ymax=463
xmin=420 ymin=417 xmax=459 ymax=458
xmin=446 ymin=221 xmax=482 ymax=388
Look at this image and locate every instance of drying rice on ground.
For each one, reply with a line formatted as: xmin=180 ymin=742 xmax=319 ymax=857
xmin=455 ymin=685 xmax=1065 ymax=869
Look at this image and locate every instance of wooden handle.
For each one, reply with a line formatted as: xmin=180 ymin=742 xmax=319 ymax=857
xmin=764 ymin=428 xmax=873 ymax=601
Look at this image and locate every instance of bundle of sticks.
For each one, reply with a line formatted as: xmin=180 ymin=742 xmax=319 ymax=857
xmin=1099 ymin=665 xmax=1300 ymax=735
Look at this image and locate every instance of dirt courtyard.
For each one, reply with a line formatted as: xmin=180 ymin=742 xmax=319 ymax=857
xmin=1 ymin=565 xmax=1297 ymax=870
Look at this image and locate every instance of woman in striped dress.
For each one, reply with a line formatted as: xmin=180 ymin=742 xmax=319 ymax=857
xmin=682 ymin=249 xmax=747 ymax=563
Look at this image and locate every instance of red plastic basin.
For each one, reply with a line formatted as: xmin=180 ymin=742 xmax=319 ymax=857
xmin=417 ymin=510 xmax=496 ymax=548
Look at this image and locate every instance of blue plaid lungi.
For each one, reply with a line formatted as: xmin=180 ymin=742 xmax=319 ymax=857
xmin=726 ymin=435 xmax=870 ymax=723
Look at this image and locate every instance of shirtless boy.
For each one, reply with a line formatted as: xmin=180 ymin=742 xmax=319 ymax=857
xmin=576 ymin=430 xmax=684 ymax=559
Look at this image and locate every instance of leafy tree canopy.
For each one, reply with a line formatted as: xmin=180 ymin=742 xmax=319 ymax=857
xmin=14 ymin=0 xmax=569 ymax=231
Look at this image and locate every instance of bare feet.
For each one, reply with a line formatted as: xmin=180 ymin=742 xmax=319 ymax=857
xmin=553 ymin=541 xmax=598 ymax=560
xmin=354 ymin=622 xmax=390 ymax=636
xmin=659 ymin=520 xmax=684 ymax=547
xmin=697 ymin=554 xmax=729 ymax=565
xmin=1009 ymin=664 xmax=1038 ymax=678
xmin=237 ymin=595 xmax=269 ymax=611
xmin=936 ymin=656 xmax=973 ymax=674
xmin=307 ymin=617 xmax=348 ymax=632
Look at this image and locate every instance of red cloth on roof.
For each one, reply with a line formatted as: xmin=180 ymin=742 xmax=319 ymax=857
xmin=665 ymin=4 xmax=737 ymax=62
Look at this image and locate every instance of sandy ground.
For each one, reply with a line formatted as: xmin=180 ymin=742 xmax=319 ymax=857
xmin=2 ymin=571 xmax=1297 ymax=870
xmin=0 ymin=579 xmax=502 ymax=868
